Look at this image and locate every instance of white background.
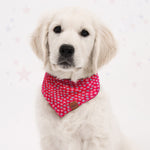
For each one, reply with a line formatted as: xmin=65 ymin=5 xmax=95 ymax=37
xmin=0 ymin=0 xmax=150 ymax=150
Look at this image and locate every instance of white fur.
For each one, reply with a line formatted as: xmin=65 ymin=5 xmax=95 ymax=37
xmin=31 ymin=7 xmax=133 ymax=150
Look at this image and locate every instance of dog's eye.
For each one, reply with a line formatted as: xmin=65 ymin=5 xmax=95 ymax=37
xmin=53 ymin=26 xmax=62 ymax=33
xmin=80 ymin=29 xmax=89 ymax=37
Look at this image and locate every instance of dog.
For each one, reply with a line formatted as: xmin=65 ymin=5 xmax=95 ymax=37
xmin=30 ymin=7 xmax=132 ymax=150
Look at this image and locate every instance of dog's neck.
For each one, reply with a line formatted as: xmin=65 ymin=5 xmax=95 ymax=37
xmin=45 ymin=62 xmax=95 ymax=82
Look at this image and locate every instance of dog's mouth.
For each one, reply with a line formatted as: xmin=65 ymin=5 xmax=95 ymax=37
xmin=58 ymin=61 xmax=73 ymax=69
xmin=57 ymin=57 xmax=74 ymax=69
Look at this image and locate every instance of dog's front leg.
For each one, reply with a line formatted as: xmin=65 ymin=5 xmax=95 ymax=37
xmin=78 ymin=124 xmax=110 ymax=150
xmin=68 ymin=138 xmax=82 ymax=150
xmin=40 ymin=136 xmax=70 ymax=150
xmin=82 ymin=138 xmax=110 ymax=150
xmin=40 ymin=136 xmax=60 ymax=150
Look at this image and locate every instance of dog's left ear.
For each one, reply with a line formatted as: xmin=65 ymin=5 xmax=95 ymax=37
xmin=92 ymin=23 xmax=117 ymax=73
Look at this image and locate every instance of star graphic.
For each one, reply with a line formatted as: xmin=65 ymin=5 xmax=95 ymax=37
xmin=92 ymin=0 xmax=97 ymax=3
xmin=23 ymin=7 xmax=30 ymax=14
xmin=131 ymin=51 xmax=136 ymax=56
xmin=110 ymin=0 xmax=115 ymax=4
xmin=15 ymin=37 xmax=21 ymax=43
xmin=13 ymin=59 xmax=19 ymax=65
xmin=132 ymin=82 xmax=137 ymax=88
xmin=136 ymin=62 xmax=142 ymax=68
xmin=17 ymin=67 xmax=31 ymax=81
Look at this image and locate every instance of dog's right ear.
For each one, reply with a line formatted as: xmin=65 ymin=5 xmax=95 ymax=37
xmin=30 ymin=16 xmax=52 ymax=65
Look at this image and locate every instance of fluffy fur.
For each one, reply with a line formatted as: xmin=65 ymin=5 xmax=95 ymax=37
xmin=31 ymin=7 xmax=132 ymax=150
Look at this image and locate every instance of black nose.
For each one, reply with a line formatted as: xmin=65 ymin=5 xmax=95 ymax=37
xmin=59 ymin=44 xmax=74 ymax=58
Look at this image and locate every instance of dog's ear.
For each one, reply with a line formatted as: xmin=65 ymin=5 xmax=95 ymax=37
xmin=30 ymin=17 xmax=52 ymax=65
xmin=92 ymin=23 xmax=117 ymax=73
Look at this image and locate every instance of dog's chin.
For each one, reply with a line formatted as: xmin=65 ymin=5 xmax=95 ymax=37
xmin=52 ymin=62 xmax=82 ymax=72
xmin=52 ymin=63 xmax=75 ymax=72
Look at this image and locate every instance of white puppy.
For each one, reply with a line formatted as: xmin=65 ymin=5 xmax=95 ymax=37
xmin=31 ymin=7 xmax=131 ymax=150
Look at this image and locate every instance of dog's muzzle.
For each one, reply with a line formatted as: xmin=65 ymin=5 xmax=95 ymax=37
xmin=58 ymin=44 xmax=75 ymax=68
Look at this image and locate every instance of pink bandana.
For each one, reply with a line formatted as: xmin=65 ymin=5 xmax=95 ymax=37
xmin=42 ymin=72 xmax=100 ymax=117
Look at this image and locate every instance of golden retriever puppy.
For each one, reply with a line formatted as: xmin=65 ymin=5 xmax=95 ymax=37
xmin=31 ymin=7 xmax=132 ymax=150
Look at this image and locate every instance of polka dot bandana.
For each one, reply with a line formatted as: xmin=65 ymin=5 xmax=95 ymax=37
xmin=42 ymin=72 xmax=100 ymax=117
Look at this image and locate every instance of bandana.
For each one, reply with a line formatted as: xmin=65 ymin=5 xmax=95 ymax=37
xmin=42 ymin=72 xmax=100 ymax=117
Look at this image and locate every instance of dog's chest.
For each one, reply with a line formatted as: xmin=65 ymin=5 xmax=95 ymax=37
xmin=39 ymin=91 xmax=110 ymax=139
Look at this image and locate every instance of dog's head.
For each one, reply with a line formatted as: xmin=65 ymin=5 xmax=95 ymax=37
xmin=31 ymin=8 xmax=117 ymax=81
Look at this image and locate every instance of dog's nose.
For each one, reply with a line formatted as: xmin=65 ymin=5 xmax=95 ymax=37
xmin=59 ymin=44 xmax=74 ymax=58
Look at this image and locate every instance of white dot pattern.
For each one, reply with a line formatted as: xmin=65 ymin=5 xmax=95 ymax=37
xmin=42 ymin=72 xmax=100 ymax=117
